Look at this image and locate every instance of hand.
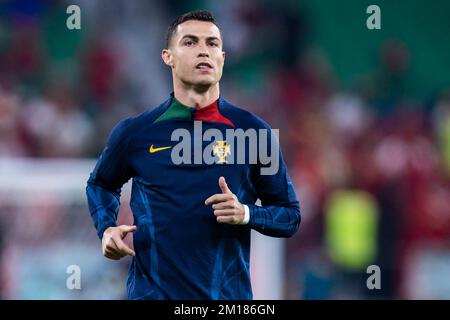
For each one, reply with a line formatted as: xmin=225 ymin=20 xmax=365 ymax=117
xmin=205 ymin=176 xmax=245 ymax=225
xmin=102 ymin=225 xmax=136 ymax=260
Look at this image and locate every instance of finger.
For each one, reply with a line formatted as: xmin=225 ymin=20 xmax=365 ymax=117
xmin=216 ymin=216 xmax=237 ymax=224
xmin=205 ymin=193 xmax=234 ymax=205
xmin=104 ymin=252 xmax=121 ymax=260
xmin=104 ymin=247 xmax=123 ymax=260
xmin=105 ymin=241 xmax=124 ymax=257
xmin=103 ymin=232 xmax=126 ymax=258
xmin=112 ymin=237 xmax=136 ymax=257
xmin=104 ymin=234 xmax=120 ymax=252
xmin=212 ymin=200 xmax=235 ymax=210
xmin=111 ymin=236 xmax=136 ymax=256
xmin=119 ymin=225 xmax=137 ymax=237
xmin=214 ymin=209 xmax=236 ymax=216
xmin=104 ymin=244 xmax=123 ymax=259
xmin=219 ymin=176 xmax=232 ymax=194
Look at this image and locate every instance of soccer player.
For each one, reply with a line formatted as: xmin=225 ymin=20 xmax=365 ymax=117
xmin=86 ymin=10 xmax=301 ymax=300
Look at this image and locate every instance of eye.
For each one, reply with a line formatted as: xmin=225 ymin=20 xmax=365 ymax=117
xmin=184 ymin=40 xmax=194 ymax=46
xmin=209 ymin=42 xmax=218 ymax=47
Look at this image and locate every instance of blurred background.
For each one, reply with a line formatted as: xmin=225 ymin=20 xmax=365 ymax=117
xmin=0 ymin=0 xmax=450 ymax=299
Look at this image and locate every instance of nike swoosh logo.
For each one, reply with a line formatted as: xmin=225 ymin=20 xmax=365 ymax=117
xmin=149 ymin=144 xmax=172 ymax=153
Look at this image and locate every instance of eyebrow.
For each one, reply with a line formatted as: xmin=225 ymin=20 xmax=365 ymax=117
xmin=180 ymin=34 xmax=221 ymax=42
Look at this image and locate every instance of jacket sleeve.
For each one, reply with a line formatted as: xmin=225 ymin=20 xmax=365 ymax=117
xmin=246 ymin=125 xmax=301 ymax=238
xmin=86 ymin=119 xmax=134 ymax=239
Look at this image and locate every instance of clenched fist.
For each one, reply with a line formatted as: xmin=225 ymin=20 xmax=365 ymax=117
xmin=102 ymin=225 xmax=136 ymax=260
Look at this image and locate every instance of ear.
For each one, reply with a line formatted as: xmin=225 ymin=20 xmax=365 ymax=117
xmin=222 ymin=51 xmax=226 ymax=62
xmin=161 ymin=49 xmax=174 ymax=68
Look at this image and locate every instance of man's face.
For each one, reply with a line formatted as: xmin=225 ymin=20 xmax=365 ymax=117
xmin=162 ymin=20 xmax=225 ymax=87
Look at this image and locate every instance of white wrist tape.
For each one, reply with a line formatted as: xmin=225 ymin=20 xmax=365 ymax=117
xmin=242 ymin=205 xmax=250 ymax=225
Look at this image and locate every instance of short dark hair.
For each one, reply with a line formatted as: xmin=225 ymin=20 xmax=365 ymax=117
xmin=165 ymin=10 xmax=222 ymax=48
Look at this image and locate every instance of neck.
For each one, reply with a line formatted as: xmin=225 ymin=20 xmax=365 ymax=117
xmin=173 ymin=78 xmax=220 ymax=108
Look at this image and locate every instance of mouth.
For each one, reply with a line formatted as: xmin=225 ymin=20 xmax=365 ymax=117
xmin=195 ymin=62 xmax=213 ymax=71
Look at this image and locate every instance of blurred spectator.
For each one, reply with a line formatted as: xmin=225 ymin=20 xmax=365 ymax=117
xmin=0 ymin=88 xmax=28 ymax=156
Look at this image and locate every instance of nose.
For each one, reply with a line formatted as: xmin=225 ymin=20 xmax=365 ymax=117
xmin=197 ymin=43 xmax=209 ymax=58
xmin=198 ymin=52 xmax=209 ymax=58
